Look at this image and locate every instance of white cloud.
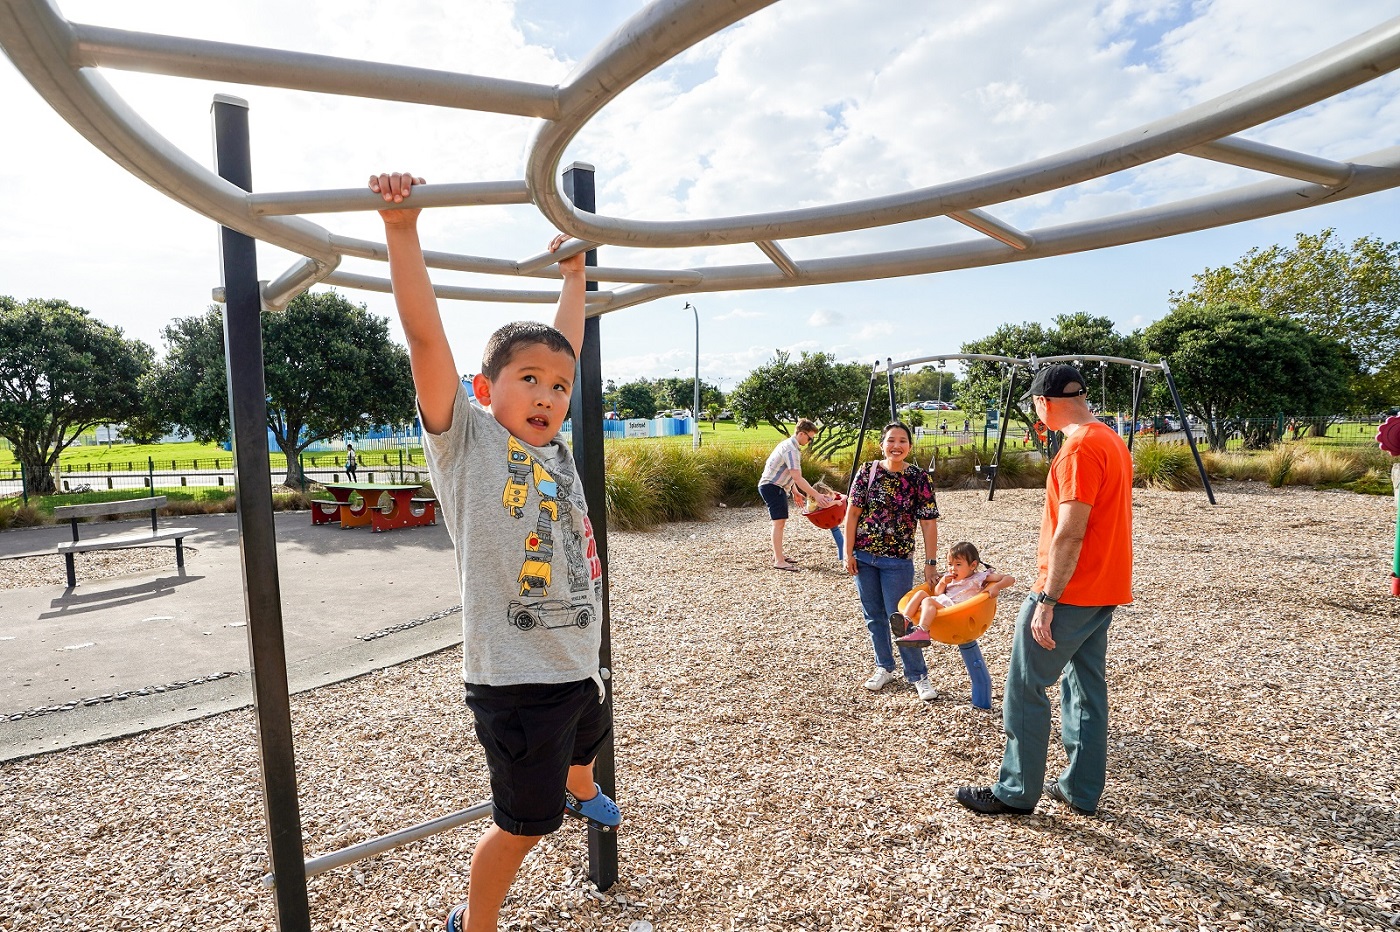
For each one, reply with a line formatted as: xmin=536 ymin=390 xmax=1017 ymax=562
xmin=808 ymin=308 xmax=843 ymax=327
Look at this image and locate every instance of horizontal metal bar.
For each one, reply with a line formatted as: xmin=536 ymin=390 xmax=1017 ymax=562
xmin=70 ymin=23 xmax=561 ymax=119
xmin=882 ymin=353 xmax=1164 ymax=374
xmin=756 ymin=240 xmax=799 ymax=277
xmin=263 ymin=800 xmax=493 ymax=888
xmin=517 ymin=238 xmax=595 ymax=274
xmin=1185 ymin=136 xmax=1353 ymax=186
xmin=324 ymin=270 xmax=612 ymax=305
xmin=947 ymin=209 xmax=1032 ymax=250
xmin=251 ymin=181 xmax=532 ymax=216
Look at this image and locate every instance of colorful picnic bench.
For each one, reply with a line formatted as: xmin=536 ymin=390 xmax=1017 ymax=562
xmin=311 ymin=483 xmax=436 ymax=532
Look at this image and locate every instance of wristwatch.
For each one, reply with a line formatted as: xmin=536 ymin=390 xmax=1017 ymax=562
xmin=925 ymin=560 xmax=938 ymax=567
xmin=1034 ymin=591 xmax=1059 ymax=606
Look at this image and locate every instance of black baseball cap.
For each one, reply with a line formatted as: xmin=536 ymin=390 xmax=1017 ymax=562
xmin=1022 ymin=364 xmax=1087 ymax=401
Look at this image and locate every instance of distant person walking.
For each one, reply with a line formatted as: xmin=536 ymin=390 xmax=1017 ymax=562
xmin=956 ymin=365 xmax=1134 ymax=818
xmin=758 ymin=419 xmax=831 ymax=571
xmin=345 ymin=442 xmax=358 ymax=481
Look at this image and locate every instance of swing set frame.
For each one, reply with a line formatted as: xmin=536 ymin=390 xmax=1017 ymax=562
xmin=852 ymin=353 xmax=1215 ymax=505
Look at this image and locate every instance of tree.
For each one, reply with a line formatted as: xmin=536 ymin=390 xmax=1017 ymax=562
xmin=727 ymin=350 xmax=882 ymax=459
xmin=609 ymin=381 xmax=658 ymax=419
xmin=152 ymin=291 xmax=416 ymax=487
xmin=652 ymin=376 xmax=723 ymax=413
xmin=705 ymin=402 xmax=721 ymax=429
xmin=1142 ymin=305 xmax=1353 ymax=449
xmin=1172 ymin=229 xmax=1400 ymax=413
xmin=0 ymin=297 xmax=153 ymax=495
xmin=959 ymin=313 xmax=1142 ymax=449
xmin=900 ymin=365 xmax=960 ymax=403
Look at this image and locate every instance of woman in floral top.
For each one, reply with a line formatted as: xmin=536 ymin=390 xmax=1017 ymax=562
xmin=842 ymin=422 xmax=941 ymax=701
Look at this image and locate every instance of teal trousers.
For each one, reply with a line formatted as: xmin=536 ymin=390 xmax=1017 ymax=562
xmin=993 ymin=597 xmax=1115 ymax=812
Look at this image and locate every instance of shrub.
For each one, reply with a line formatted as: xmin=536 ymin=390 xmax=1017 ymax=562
xmin=273 ymin=490 xmax=312 ymax=511
xmin=1264 ymin=446 xmax=1296 ymax=488
xmin=603 ymin=441 xmax=712 ymax=529
xmin=1291 ymin=449 xmax=1364 ymax=486
xmin=1134 ymin=441 xmax=1201 ymax=490
xmin=702 ymin=444 xmax=768 ymax=506
xmin=1202 ymin=450 xmax=1268 ymax=482
xmin=0 ymin=501 xmax=44 ymax=528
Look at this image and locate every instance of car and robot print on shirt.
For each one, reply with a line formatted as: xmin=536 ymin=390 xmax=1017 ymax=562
xmin=502 ymin=436 xmax=601 ymax=632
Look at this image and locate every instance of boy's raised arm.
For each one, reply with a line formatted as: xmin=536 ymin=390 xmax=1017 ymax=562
xmin=550 ymin=234 xmax=587 ymax=358
xmin=371 ymin=173 xmax=460 ymax=434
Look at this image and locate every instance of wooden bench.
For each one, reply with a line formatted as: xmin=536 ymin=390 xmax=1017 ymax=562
xmin=52 ymin=496 xmax=198 ymax=588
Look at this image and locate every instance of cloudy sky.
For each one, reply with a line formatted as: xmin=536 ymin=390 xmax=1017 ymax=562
xmin=2 ymin=0 xmax=1399 ymax=391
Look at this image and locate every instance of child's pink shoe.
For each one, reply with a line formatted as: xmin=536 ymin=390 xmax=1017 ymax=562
xmin=895 ymin=627 xmax=933 ymax=648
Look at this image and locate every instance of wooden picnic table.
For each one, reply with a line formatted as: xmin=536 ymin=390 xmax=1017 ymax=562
xmin=312 ymin=482 xmax=436 ymax=532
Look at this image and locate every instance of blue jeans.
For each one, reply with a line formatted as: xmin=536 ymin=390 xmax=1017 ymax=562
xmin=831 ymin=527 xmax=844 ymax=560
xmin=994 ymin=597 xmax=1114 ymax=812
xmin=854 ymin=551 xmax=928 ymax=681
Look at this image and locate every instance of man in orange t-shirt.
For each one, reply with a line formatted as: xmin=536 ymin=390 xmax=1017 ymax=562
xmin=957 ymin=364 xmax=1133 ymax=818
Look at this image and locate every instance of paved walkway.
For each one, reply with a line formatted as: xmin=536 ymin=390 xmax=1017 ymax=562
xmin=0 ymin=511 xmax=461 ymax=762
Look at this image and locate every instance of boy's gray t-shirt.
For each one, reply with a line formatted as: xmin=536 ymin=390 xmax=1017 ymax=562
xmin=423 ymin=383 xmax=603 ymax=686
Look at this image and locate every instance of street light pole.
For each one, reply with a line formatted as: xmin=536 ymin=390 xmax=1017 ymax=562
xmin=683 ymin=302 xmax=700 ymax=449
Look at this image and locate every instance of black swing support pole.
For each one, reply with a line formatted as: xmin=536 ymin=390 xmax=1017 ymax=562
xmin=847 ymin=361 xmax=881 ymax=492
xmin=885 ymin=357 xmax=898 ymax=423
xmin=986 ymin=367 xmax=1018 ymax=502
xmin=1159 ymin=359 xmax=1215 ymax=505
xmin=1128 ymin=367 xmax=1144 ymax=453
xmin=562 ymin=162 xmax=619 ymax=891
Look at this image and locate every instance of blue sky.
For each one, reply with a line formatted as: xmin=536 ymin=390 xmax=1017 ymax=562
xmin=2 ymin=0 xmax=1398 ymax=393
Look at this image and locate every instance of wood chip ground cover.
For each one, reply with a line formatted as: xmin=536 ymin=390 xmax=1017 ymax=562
xmin=2 ymin=485 xmax=1398 ymax=931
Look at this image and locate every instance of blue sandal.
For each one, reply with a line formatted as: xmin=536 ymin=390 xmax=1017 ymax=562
xmin=445 ymin=903 xmax=468 ymax=932
xmin=564 ymin=783 xmax=621 ymax=831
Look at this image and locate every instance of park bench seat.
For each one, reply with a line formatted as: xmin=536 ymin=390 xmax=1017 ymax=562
xmin=51 ymin=496 xmax=197 ymax=588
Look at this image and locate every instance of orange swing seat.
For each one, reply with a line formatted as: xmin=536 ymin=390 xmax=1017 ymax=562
xmin=896 ymin=585 xmax=998 ymax=646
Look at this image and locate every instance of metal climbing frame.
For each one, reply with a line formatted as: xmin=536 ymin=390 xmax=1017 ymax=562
xmin=2 ymin=0 xmax=1396 ymax=928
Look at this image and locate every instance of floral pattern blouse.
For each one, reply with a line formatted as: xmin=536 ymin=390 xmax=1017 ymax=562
xmin=848 ymin=461 xmax=940 ymax=559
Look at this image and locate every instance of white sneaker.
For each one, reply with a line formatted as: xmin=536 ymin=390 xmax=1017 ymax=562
xmin=864 ymin=668 xmax=897 ymax=691
xmin=914 ymin=677 xmax=939 ymax=702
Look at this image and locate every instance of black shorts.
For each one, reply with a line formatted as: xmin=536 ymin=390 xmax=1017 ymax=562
xmin=759 ymin=482 xmax=790 ymax=520
xmin=464 ymin=678 xmax=612 ymax=836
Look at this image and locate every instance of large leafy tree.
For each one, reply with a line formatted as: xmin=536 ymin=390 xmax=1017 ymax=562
xmin=151 ymin=290 xmax=415 ymax=486
xmin=607 ymin=380 xmax=659 ymax=419
xmin=0 ymin=297 xmax=153 ymax=495
xmin=897 ymin=365 xmax=960 ymax=404
xmin=728 ymin=350 xmax=882 ymax=459
xmin=651 ymin=376 xmax=723 ymax=413
xmin=1143 ymin=304 xmax=1353 ymax=449
xmin=1172 ymin=229 xmax=1400 ymax=412
xmin=959 ymin=313 xmax=1143 ymax=448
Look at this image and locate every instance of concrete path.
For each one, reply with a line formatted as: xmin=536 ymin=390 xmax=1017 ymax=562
xmin=0 ymin=511 xmax=462 ymax=762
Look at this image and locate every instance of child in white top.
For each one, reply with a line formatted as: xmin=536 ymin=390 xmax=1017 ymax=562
xmin=892 ymin=541 xmax=1014 ymax=645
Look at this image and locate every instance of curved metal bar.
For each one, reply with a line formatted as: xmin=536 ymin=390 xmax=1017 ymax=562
xmin=0 ymin=0 xmax=338 ymax=263
xmin=529 ymin=11 xmax=1400 ymax=247
xmin=70 ymin=23 xmax=562 ymax=119
xmin=324 ymin=270 xmax=612 ymax=306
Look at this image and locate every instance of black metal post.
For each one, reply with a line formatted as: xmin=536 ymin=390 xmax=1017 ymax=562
xmin=847 ymin=362 xmax=880 ymax=492
xmin=1128 ymin=368 xmax=1144 ymax=453
xmin=986 ymin=369 xmax=1018 ymax=502
xmin=1159 ymin=359 xmax=1215 ymax=505
xmin=213 ymin=94 xmax=310 ymax=932
xmin=563 ymin=162 xmax=618 ymax=892
xmin=885 ymin=358 xmax=897 ymax=423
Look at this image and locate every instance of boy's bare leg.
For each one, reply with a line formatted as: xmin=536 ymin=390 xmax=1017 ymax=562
xmin=464 ymin=827 xmax=541 ymax=932
xmin=565 ymin=761 xmax=598 ymax=800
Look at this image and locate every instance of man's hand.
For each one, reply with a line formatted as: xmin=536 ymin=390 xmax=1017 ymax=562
xmin=1031 ymin=602 xmax=1056 ymax=650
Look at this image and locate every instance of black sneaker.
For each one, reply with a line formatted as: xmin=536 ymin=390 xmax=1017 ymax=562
xmin=1044 ymin=781 xmax=1096 ymax=817
xmin=955 ymin=786 xmax=1034 ymax=816
xmin=888 ymin=611 xmax=912 ymax=638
